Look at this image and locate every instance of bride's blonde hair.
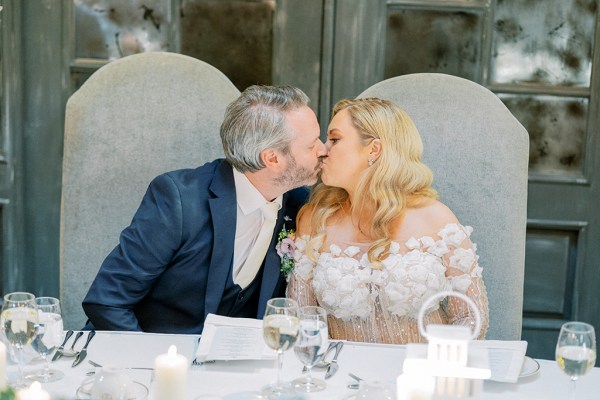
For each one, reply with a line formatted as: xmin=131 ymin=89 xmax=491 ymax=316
xmin=300 ymin=97 xmax=438 ymax=268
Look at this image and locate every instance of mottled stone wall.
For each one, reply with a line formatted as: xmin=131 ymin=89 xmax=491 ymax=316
xmin=75 ymin=0 xmax=170 ymax=59
xmin=74 ymin=0 xmax=274 ymax=91
xmin=180 ymin=0 xmax=274 ymax=90
xmin=384 ymin=0 xmax=596 ymax=176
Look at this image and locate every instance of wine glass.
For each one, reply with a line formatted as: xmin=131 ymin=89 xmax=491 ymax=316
xmin=262 ymin=298 xmax=300 ymax=399
xmin=292 ymin=306 xmax=328 ymax=392
xmin=1 ymin=292 xmax=39 ymax=388
xmin=26 ymin=297 xmax=64 ymax=382
xmin=556 ymin=321 xmax=596 ymax=400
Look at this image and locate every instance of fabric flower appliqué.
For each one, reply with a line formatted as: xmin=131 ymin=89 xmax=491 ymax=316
xmin=276 ymin=224 xmax=296 ymax=279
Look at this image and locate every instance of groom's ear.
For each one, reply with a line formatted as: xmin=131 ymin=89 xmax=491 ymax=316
xmin=261 ymin=148 xmax=281 ymax=170
xmin=369 ymin=139 xmax=383 ymax=160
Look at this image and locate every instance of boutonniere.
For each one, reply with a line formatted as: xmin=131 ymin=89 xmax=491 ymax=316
xmin=276 ymin=223 xmax=296 ymax=278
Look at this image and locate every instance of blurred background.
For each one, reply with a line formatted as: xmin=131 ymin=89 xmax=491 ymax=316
xmin=0 ymin=0 xmax=599 ymax=361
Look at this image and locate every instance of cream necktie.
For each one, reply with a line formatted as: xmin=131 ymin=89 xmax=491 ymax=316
xmin=234 ymin=201 xmax=280 ymax=289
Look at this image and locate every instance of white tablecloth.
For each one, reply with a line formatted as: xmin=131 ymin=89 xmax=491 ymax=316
xmin=9 ymin=331 xmax=600 ymax=399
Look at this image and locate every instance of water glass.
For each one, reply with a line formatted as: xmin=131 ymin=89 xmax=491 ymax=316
xmin=292 ymin=306 xmax=328 ymax=392
xmin=27 ymin=297 xmax=64 ymax=382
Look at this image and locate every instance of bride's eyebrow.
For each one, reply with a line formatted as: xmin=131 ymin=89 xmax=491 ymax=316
xmin=328 ymin=128 xmax=342 ymax=136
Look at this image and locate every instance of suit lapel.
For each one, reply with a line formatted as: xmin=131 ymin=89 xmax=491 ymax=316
xmin=205 ymin=161 xmax=237 ymax=317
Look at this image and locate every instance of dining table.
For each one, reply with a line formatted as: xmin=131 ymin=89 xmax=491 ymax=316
xmin=7 ymin=330 xmax=600 ymax=399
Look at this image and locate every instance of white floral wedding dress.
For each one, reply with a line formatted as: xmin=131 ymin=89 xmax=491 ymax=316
xmin=287 ymin=223 xmax=489 ymax=344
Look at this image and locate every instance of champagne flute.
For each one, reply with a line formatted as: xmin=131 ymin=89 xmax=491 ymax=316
xmin=292 ymin=306 xmax=328 ymax=392
xmin=26 ymin=297 xmax=64 ymax=382
xmin=262 ymin=298 xmax=300 ymax=399
xmin=556 ymin=321 xmax=596 ymax=400
xmin=1 ymin=292 xmax=39 ymax=388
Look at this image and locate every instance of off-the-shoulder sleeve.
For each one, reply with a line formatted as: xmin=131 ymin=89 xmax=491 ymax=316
xmin=286 ymin=236 xmax=318 ymax=307
xmin=436 ymin=224 xmax=489 ymax=339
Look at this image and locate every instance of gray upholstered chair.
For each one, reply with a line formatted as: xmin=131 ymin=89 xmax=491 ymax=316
xmin=359 ymin=73 xmax=529 ymax=340
xmin=60 ymin=52 xmax=239 ymax=329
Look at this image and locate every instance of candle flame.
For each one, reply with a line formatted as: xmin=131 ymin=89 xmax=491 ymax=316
xmin=168 ymin=345 xmax=177 ymax=356
xmin=30 ymin=381 xmax=42 ymax=391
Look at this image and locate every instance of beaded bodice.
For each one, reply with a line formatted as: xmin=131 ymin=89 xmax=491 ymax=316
xmin=287 ymin=223 xmax=489 ymax=344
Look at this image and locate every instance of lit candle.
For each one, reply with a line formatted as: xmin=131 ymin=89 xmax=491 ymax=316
xmin=15 ymin=381 xmax=51 ymax=400
xmin=0 ymin=341 xmax=5 ymax=389
xmin=154 ymin=345 xmax=188 ymax=400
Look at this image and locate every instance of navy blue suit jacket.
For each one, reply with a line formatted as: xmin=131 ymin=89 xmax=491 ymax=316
xmin=82 ymin=159 xmax=308 ymax=333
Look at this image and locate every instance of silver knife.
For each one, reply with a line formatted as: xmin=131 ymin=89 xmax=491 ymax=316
xmin=72 ymin=330 xmax=96 ymax=367
xmin=324 ymin=341 xmax=344 ymax=379
xmin=51 ymin=329 xmax=74 ymax=362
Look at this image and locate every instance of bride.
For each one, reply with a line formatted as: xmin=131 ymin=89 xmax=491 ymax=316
xmin=287 ymin=97 xmax=489 ymax=344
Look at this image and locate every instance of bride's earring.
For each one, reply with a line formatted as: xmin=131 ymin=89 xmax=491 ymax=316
xmin=368 ymin=156 xmax=374 ymax=166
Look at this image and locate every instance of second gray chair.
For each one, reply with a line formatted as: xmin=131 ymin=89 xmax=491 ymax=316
xmin=61 ymin=52 xmax=240 ymax=329
xmin=359 ymin=73 xmax=529 ymax=340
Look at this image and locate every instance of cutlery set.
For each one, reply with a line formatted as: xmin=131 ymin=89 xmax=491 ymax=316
xmin=303 ymin=341 xmax=345 ymax=379
xmin=51 ymin=330 xmax=96 ymax=367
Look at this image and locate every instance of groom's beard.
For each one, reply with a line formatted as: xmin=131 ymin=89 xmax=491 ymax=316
xmin=275 ymin=153 xmax=320 ymax=190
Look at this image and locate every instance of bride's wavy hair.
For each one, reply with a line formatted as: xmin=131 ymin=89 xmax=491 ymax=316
xmin=300 ymin=97 xmax=438 ymax=268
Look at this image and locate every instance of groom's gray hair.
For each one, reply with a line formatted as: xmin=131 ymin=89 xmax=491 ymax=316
xmin=220 ymin=85 xmax=310 ymax=173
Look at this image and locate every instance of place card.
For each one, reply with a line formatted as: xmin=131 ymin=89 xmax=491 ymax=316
xmin=470 ymin=340 xmax=528 ymax=383
xmin=195 ymin=314 xmax=276 ymax=362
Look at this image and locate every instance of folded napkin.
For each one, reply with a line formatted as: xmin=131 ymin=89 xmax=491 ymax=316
xmin=195 ymin=314 xmax=276 ymax=362
xmin=470 ymin=340 xmax=528 ymax=383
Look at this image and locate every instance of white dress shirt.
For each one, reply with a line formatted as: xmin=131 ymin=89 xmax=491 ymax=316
xmin=231 ymin=169 xmax=282 ymax=282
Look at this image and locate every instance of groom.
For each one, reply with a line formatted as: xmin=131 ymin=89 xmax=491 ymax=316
xmin=82 ymin=85 xmax=326 ymax=333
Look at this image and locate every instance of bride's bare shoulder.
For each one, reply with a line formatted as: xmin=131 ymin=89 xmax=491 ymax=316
xmin=393 ymin=199 xmax=460 ymax=240
xmin=412 ymin=199 xmax=459 ymax=222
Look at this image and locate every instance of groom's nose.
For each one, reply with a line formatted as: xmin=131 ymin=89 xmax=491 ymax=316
xmin=316 ymin=140 xmax=327 ymax=156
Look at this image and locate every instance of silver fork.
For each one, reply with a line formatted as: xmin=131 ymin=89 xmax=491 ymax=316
xmin=62 ymin=331 xmax=84 ymax=357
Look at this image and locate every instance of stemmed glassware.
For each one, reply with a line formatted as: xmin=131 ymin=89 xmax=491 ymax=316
xmin=262 ymin=298 xmax=300 ymax=399
xmin=26 ymin=297 xmax=64 ymax=383
xmin=556 ymin=321 xmax=596 ymax=400
xmin=0 ymin=292 xmax=39 ymax=388
xmin=292 ymin=306 xmax=328 ymax=393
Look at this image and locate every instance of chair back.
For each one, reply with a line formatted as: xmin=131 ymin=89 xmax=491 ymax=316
xmin=60 ymin=52 xmax=239 ymax=329
xmin=359 ymin=73 xmax=529 ymax=340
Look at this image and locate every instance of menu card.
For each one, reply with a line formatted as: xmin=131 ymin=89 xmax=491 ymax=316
xmin=470 ymin=340 xmax=528 ymax=383
xmin=403 ymin=340 xmax=528 ymax=383
xmin=195 ymin=314 xmax=276 ymax=362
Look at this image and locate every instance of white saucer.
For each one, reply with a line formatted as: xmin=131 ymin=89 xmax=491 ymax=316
xmin=76 ymin=377 xmax=149 ymax=399
xmin=519 ymin=356 xmax=540 ymax=378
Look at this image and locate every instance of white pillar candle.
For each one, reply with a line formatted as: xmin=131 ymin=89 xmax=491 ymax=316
xmin=15 ymin=381 xmax=51 ymax=400
xmin=0 ymin=341 xmax=6 ymax=389
xmin=154 ymin=345 xmax=188 ymax=400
